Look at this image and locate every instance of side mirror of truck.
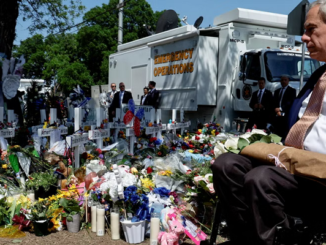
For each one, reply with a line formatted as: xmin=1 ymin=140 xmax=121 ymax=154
xmin=239 ymin=72 xmax=246 ymax=81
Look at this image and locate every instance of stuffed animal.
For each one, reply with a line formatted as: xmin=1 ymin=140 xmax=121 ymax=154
xmin=158 ymin=213 xmax=185 ymax=245
xmin=58 ymin=161 xmax=72 ymax=177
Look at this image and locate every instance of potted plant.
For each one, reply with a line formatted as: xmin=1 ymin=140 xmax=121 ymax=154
xmin=59 ymin=198 xmax=84 ymax=233
xmin=26 ymin=170 xmax=58 ymax=199
xmin=116 ymin=186 xmax=150 ymax=244
xmin=29 ymin=199 xmax=53 ymax=236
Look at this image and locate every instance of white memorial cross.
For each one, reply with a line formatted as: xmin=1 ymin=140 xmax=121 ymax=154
xmin=37 ymin=108 xmax=68 ymax=148
xmin=66 ymin=108 xmax=88 ymax=168
xmin=0 ymin=107 xmax=15 ymax=140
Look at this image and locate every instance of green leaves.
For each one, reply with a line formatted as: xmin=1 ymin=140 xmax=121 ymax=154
xmin=238 ymin=138 xmax=249 ymax=151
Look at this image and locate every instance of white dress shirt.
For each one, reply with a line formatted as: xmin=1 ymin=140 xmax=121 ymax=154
xmin=142 ymin=94 xmax=147 ymax=105
xmin=298 ymin=91 xmax=326 ymax=154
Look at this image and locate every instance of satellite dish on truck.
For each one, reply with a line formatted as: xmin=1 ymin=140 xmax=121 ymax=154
xmin=194 ymin=16 xmax=204 ymax=29
xmin=156 ymin=10 xmax=179 ymax=33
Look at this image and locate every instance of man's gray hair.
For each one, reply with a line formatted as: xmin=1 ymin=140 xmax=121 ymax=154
xmin=310 ymin=0 xmax=326 ymax=22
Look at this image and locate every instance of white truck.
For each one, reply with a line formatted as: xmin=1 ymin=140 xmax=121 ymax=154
xmin=108 ymin=8 xmax=320 ymax=131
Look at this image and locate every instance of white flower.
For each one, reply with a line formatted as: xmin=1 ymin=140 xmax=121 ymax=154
xmin=225 ymin=137 xmax=239 ymax=150
xmin=251 ymin=129 xmax=267 ymax=135
xmin=214 ymin=141 xmax=227 ymax=157
xmin=137 ymin=144 xmax=142 ymax=149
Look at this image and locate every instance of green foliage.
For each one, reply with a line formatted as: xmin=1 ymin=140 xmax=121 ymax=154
xmin=0 ymin=198 xmax=9 ymax=225
xmin=26 ymin=170 xmax=57 ymax=191
xmin=30 ymin=199 xmax=53 ymax=221
xmin=59 ymin=198 xmax=83 ymax=222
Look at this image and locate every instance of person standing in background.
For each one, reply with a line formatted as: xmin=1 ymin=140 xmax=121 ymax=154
xmin=109 ymin=82 xmax=133 ymax=119
xmin=144 ymin=81 xmax=160 ymax=109
xmin=108 ymin=83 xmax=118 ymax=122
xmin=140 ymin=87 xmax=149 ymax=105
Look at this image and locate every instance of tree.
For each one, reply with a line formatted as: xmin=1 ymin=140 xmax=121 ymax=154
xmin=77 ymin=0 xmax=165 ymax=84
xmin=0 ymin=0 xmax=85 ymax=59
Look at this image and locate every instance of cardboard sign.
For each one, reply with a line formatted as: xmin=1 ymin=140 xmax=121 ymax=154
xmin=0 ymin=129 xmax=15 ymax=138
xmin=89 ymin=129 xmax=110 ymax=140
xmin=38 ymin=127 xmax=68 ymax=137
xmin=66 ymin=133 xmax=89 ymax=148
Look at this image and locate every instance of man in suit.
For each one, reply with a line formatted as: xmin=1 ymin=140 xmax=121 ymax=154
xmin=246 ymin=77 xmax=273 ymax=130
xmin=109 ymin=82 xmax=133 ymax=119
xmin=212 ymin=2 xmax=326 ymax=245
xmin=144 ymin=81 xmax=160 ymax=109
xmin=140 ymin=87 xmax=149 ymax=105
xmin=272 ymin=75 xmax=297 ymax=138
xmin=108 ymin=83 xmax=118 ymax=122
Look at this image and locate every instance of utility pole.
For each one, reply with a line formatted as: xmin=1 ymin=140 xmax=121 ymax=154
xmin=117 ymin=0 xmax=125 ymax=45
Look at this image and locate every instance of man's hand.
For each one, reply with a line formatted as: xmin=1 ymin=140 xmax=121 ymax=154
xmin=277 ymin=111 xmax=282 ymax=117
xmin=275 ymin=108 xmax=281 ymax=113
xmin=258 ymin=104 xmax=263 ymax=109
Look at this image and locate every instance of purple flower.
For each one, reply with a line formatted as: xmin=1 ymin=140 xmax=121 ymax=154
xmin=99 ymin=154 xmax=104 ymax=159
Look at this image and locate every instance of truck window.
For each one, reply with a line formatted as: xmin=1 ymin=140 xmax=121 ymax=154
xmin=264 ymin=51 xmax=320 ymax=82
xmin=243 ymin=53 xmax=261 ymax=80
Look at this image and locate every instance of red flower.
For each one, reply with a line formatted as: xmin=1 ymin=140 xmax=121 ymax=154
xmin=182 ymin=145 xmax=187 ymax=150
xmin=189 ymin=144 xmax=194 ymax=149
xmin=157 ymin=152 xmax=162 ymax=156
xmin=196 ymin=131 xmax=201 ymax=135
xmin=186 ymin=170 xmax=192 ymax=175
xmin=200 ymin=145 xmax=204 ymax=149
xmin=195 ymin=136 xmax=200 ymax=140
xmin=215 ymin=131 xmax=220 ymax=136
xmin=96 ymin=148 xmax=102 ymax=154
xmin=147 ymin=167 xmax=153 ymax=174
xmin=149 ymin=137 xmax=157 ymax=143
xmin=172 ymin=146 xmax=176 ymax=151
xmin=208 ymin=143 xmax=212 ymax=147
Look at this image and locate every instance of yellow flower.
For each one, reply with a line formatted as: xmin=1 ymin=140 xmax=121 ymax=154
xmin=43 ymin=122 xmax=48 ymax=129
xmin=211 ymin=130 xmax=216 ymax=136
xmin=2 ymin=164 xmax=7 ymax=169
xmin=216 ymin=124 xmax=220 ymax=127
xmin=38 ymin=198 xmax=45 ymax=202
xmin=141 ymin=178 xmax=155 ymax=189
xmin=48 ymin=195 xmax=57 ymax=201
xmin=198 ymin=129 xmax=202 ymax=133
xmin=84 ymin=192 xmax=90 ymax=197
xmin=188 ymin=150 xmax=194 ymax=153
xmin=130 ymin=167 xmax=138 ymax=174
xmin=158 ymin=170 xmax=172 ymax=176
xmin=184 ymin=137 xmax=189 ymax=140
xmin=49 ymin=217 xmax=61 ymax=232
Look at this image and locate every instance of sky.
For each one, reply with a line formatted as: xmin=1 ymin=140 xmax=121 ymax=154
xmin=15 ymin=0 xmax=306 ymax=45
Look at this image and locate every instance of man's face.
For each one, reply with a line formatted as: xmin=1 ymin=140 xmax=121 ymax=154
xmin=111 ymin=84 xmax=116 ymax=91
xmin=258 ymin=80 xmax=265 ymax=89
xmin=119 ymin=83 xmax=125 ymax=91
xmin=148 ymin=83 xmax=153 ymax=89
xmin=302 ymin=5 xmax=326 ymax=62
xmin=280 ymin=77 xmax=289 ymax=87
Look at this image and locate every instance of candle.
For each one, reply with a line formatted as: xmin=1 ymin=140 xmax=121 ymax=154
xmin=50 ymin=108 xmax=57 ymax=124
xmin=7 ymin=110 xmax=15 ymax=123
xmin=150 ymin=213 xmax=160 ymax=245
xmin=110 ymin=208 xmax=120 ymax=240
xmin=96 ymin=205 xmax=105 ymax=236
xmin=91 ymin=205 xmax=97 ymax=232
xmin=40 ymin=109 xmax=46 ymax=123
xmin=0 ymin=107 xmax=3 ymax=122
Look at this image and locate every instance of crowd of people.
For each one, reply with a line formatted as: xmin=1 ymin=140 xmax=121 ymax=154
xmin=246 ymin=75 xmax=296 ymax=139
xmin=107 ymin=81 xmax=160 ymax=121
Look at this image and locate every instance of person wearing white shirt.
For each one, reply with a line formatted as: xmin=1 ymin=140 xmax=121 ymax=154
xmin=140 ymin=87 xmax=149 ymax=105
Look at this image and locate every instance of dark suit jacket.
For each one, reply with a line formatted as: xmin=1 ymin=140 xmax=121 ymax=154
xmin=286 ymin=64 xmax=326 ymax=134
xmin=144 ymin=89 xmax=160 ymax=109
xmin=140 ymin=95 xmax=147 ymax=105
xmin=273 ymin=86 xmax=297 ymax=115
xmin=249 ymin=89 xmax=273 ymax=112
xmin=110 ymin=91 xmax=133 ymax=112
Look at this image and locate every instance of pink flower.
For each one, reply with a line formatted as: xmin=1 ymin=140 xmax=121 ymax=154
xmin=210 ymin=159 xmax=215 ymax=165
xmin=246 ymin=129 xmax=251 ymax=132
xmin=194 ymin=176 xmax=204 ymax=183
xmin=207 ymin=183 xmax=215 ymax=194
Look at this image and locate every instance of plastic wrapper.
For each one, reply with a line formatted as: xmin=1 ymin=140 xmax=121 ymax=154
xmin=115 ymin=139 xmax=129 ymax=152
xmin=16 ymin=152 xmax=31 ymax=176
xmin=0 ymin=225 xmax=26 ymax=238
xmin=183 ymin=151 xmax=212 ymax=164
xmin=142 ymin=158 xmax=154 ymax=169
xmin=155 ymin=175 xmax=184 ymax=192
xmin=86 ymin=160 xmax=107 ymax=176
xmin=9 ymin=154 xmax=20 ymax=173
xmin=48 ymin=140 xmax=65 ymax=156
xmin=154 ymin=154 xmax=188 ymax=174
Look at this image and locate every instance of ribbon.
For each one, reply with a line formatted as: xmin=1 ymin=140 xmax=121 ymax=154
xmin=267 ymin=147 xmax=292 ymax=170
xmin=12 ymin=214 xmax=31 ymax=231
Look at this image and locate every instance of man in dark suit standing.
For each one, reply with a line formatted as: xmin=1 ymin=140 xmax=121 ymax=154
xmin=272 ymin=75 xmax=296 ymax=138
xmin=246 ymin=77 xmax=273 ymax=130
xmin=212 ymin=2 xmax=326 ymax=244
xmin=109 ymin=82 xmax=133 ymax=119
xmin=144 ymin=81 xmax=160 ymax=109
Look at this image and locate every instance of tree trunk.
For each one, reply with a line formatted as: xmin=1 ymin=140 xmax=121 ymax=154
xmin=0 ymin=0 xmax=19 ymax=58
